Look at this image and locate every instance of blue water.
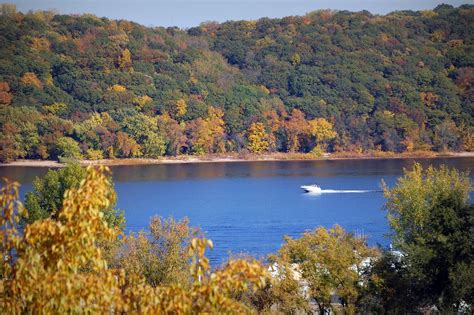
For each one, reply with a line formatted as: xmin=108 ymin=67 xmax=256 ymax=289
xmin=2 ymin=158 xmax=472 ymax=264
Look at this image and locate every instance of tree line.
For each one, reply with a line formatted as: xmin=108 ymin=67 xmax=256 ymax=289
xmin=0 ymin=4 xmax=473 ymax=162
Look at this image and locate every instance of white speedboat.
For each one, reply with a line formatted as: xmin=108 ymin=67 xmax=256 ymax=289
xmin=300 ymin=184 xmax=322 ymax=193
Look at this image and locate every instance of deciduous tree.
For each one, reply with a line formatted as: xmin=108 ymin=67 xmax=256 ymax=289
xmin=277 ymin=225 xmax=378 ymax=314
xmin=55 ymin=136 xmax=82 ymax=161
xmin=308 ymin=117 xmax=336 ymax=152
xmin=247 ymin=122 xmax=270 ymax=154
xmin=383 ymin=163 xmax=473 ymax=312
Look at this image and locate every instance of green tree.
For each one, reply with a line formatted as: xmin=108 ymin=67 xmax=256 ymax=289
xmin=23 ymin=163 xmax=124 ymax=230
xmin=357 ymin=250 xmax=419 ymax=313
xmin=383 ymin=163 xmax=473 ymax=312
xmin=142 ymin=133 xmax=166 ymax=158
xmin=55 ymin=137 xmax=82 ymax=161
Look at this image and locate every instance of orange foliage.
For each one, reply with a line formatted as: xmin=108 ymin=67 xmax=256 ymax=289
xmin=74 ymin=32 xmax=96 ymax=53
xmin=420 ymin=91 xmax=439 ymax=107
xmin=448 ymin=39 xmax=463 ymax=47
xmin=188 ymin=106 xmax=226 ymax=154
xmin=285 ymin=109 xmax=308 ymax=152
xmin=157 ymin=113 xmax=187 ymax=155
xmin=116 ymin=131 xmax=141 ymax=157
xmin=21 ymin=72 xmax=42 ymax=89
xmin=0 ymin=82 xmax=12 ymax=105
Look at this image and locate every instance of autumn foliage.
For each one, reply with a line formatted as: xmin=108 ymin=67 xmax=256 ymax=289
xmin=1 ymin=5 xmax=473 ymax=162
xmin=0 ymin=167 xmax=268 ymax=313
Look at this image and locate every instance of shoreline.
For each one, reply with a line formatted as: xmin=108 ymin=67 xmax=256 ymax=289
xmin=1 ymin=152 xmax=473 ymax=168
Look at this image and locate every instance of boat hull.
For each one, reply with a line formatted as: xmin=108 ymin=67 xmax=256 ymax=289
xmin=300 ymin=185 xmax=322 ymax=194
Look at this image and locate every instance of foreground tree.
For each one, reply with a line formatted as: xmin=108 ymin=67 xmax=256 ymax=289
xmin=23 ymin=163 xmax=124 ymax=230
xmin=117 ymin=216 xmax=194 ymax=287
xmin=357 ymin=250 xmax=420 ymax=313
xmin=1 ymin=167 xmax=268 ymax=313
xmin=1 ymin=167 xmax=124 ymax=312
xmin=275 ymin=225 xmax=378 ymax=314
xmin=383 ymin=163 xmax=473 ymax=312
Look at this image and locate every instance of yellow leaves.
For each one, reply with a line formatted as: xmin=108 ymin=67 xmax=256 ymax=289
xmin=0 ymin=3 xmax=16 ymax=17
xmin=430 ymin=29 xmax=445 ymax=42
xmin=256 ymin=36 xmax=275 ymax=48
xmin=0 ymin=168 xmax=273 ymax=313
xmin=20 ymin=72 xmax=42 ymax=89
xmin=384 ymin=163 xmax=471 ymax=242
xmin=109 ymin=31 xmax=129 ymax=44
xmin=259 ymin=85 xmax=270 ymax=95
xmin=30 ymin=37 xmax=50 ymax=51
xmin=0 ymin=179 xmax=24 ymax=254
xmin=247 ymin=122 xmax=270 ymax=154
xmin=381 ymin=110 xmax=395 ymax=119
xmin=1 ymin=167 xmax=124 ymax=313
xmin=109 ymin=84 xmax=126 ymax=92
xmin=185 ymin=236 xmax=268 ymax=312
xmin=189 ymin=106 xmax=226 ymax=154
xmin=291 ymin=53 xmax=301 ymax=65
xmin=119 ymin=216 xmax=193 ymax=287
xmin=117 ymin=48 xmax=132 ymax=70
xmin=86 ymin=149 xmax=104 ymax=160
xmin=175 ymin=98 xmax=187 ymax=118
xmin=277 ymin=225 xmax=378 ymax=313
xmin=308 ymin=118 xmax=336 ymax=144
xmin=420 ymin=10 xmax=438 ymax=18
xmin=44 ymin=73 xmax=54 ymax=86
xmin=241 ymin=20 xmax=257 ymax=30
xmin=133 ymin=95 xmax=152 ymax=108
xmin=43 ymin=102 xmax=67 ymax=115
xmin=120 ymin=232 xmax=267 ymax=313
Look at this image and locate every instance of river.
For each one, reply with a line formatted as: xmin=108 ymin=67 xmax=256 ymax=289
xmin=1 ymin=157 xmax=472 ymax=264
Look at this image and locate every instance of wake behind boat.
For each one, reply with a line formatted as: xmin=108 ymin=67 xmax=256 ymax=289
xmin=301 ymin=184 xmax=381 ymax=194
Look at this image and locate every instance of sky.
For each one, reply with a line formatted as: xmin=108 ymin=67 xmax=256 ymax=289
xmin=9 ymin=0 xmax=473 ymax=28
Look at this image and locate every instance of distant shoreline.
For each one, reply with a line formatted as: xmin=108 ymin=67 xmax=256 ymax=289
xmin=1 ymin=151 xmax=473 ymax=168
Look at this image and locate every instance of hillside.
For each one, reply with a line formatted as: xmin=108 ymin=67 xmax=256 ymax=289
xmin=0 ymin=4 xmax=472 ymax=162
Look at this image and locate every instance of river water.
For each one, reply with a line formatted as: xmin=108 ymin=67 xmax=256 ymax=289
xmin=1 ymin=157 xmax=472 ymax=264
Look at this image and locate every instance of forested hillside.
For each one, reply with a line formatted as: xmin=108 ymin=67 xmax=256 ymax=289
xmin=0 ymin=4 xmax=472 ymax=161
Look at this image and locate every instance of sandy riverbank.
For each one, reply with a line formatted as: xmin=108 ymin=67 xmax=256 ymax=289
xmin=1 ymin=151 xmax=473 ymax=168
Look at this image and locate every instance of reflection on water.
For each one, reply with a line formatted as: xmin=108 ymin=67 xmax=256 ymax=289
xmin=109 ymin=158 xmax=472 ymax=182
xmin=0 ymin=157 xmax=472 ymax=264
